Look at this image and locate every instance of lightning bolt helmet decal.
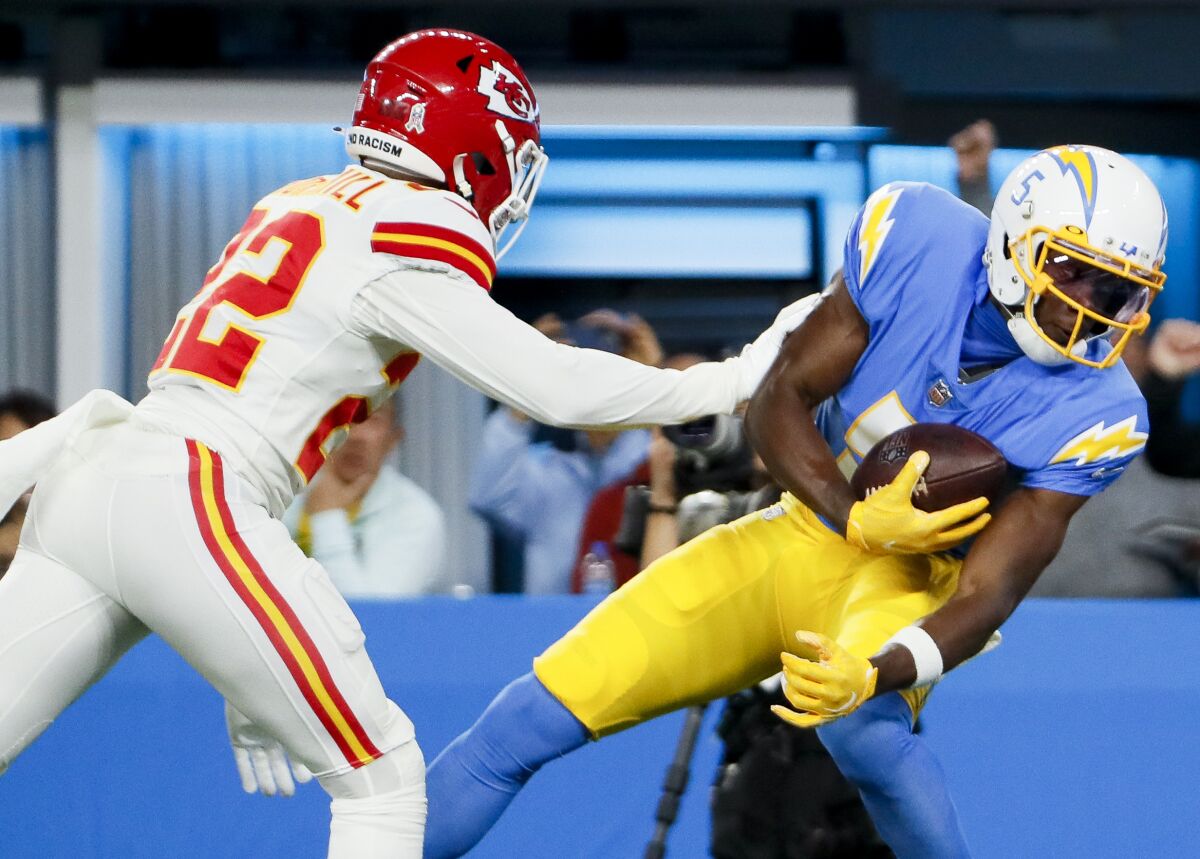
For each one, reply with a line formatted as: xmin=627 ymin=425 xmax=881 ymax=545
xmin=1048 ymin=145 xmax=1099 ymax=229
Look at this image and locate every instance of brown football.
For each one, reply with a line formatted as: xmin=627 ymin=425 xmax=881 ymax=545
xmin=850 ymin=423 xmax=1009 ymax=513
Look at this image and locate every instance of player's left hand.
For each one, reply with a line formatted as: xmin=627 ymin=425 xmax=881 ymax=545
xmin=225 ymin=701 xmax=314 ymax=797
xmin=771 ymin=631 xmax=878 ymax=729
xmin=737 ymin=293 xmax=823 ymax=399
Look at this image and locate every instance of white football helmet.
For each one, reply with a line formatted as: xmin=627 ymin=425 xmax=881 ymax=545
xmin=984 ymin=145 xmax=1167 ymax=368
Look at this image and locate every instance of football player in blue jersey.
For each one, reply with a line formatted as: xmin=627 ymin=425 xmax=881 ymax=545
xmin=423 ymin=145 xmax=1167 ymax=859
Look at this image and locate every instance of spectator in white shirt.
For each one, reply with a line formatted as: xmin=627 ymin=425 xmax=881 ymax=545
xmin=284 ymin=399 xmax=447 ymax=599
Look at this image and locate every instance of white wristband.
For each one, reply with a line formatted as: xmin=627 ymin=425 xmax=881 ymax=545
xmin=885 ymin=625 xmax=944 ymax=688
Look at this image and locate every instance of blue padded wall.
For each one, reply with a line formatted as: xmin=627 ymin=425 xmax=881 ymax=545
xmin=3 ymin=597 xmax=1198 ymax=858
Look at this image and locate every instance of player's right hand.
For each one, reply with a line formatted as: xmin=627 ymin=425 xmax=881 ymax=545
xmin=225 ymin=701 xmax=314 ymax=798
xmin=845 ymin=451 xmax=991 ymax=554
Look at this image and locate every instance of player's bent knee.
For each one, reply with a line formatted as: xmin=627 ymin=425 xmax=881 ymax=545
xmin=817 ymin=702 xmax=914 ymax=788
xmin=321 ymin=737 xmax=426 ymax=800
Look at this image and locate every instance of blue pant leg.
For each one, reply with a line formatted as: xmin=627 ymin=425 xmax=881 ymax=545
xmin=424 ymin=672 xmax=590 ymax=859
xmin=817 ymin=693 xmax=971 ymax=859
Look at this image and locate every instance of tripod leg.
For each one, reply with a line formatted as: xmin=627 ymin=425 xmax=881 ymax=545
xmin=644 ymin=704 xmax=708 ymax=859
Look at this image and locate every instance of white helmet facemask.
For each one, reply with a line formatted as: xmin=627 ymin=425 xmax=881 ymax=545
xmin=488 ymin=121 xmax=549 ymax=260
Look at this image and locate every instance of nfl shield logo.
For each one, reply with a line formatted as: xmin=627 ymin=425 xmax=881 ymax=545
xmin=928 ymin=379 xmax=953 ymax=407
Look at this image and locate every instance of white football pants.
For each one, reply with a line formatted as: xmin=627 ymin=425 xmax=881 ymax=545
xmin=0 ymin=418 xmax=424 ymax=855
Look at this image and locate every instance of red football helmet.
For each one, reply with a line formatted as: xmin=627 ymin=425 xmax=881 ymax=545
xmin=346 ymin=29 xmax=549 ymax=258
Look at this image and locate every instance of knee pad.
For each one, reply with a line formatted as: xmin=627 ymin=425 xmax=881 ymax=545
xmin=321 ymin=737 xmax=426 ymax=800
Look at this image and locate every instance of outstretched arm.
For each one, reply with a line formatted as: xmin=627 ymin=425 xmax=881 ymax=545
xmin=351 ymin=267 xmax=817 ymax=429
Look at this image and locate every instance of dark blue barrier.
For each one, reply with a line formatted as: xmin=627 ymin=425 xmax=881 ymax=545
xmin=3 ymin=597 xmax=1198 ymax=858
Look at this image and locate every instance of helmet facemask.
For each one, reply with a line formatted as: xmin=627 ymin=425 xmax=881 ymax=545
xmin=1008 ymin=226 xmax=1163 ymax=369
xmin=448 ymin=122 xmax=548 ymax=259
xmin=487 ymin=123 xmax=548 ymax=259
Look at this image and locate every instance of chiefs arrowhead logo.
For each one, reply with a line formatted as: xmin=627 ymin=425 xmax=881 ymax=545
xmin=477 ymin=60 xmax=538 ymax=123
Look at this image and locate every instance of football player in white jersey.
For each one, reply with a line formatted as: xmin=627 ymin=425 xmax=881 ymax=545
xmin=0 ymin=29 xmax=810 ymax=857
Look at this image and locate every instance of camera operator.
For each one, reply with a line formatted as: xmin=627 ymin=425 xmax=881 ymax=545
xmin=616 ymin=411 xmax=777 ymax=564
xmin=469 ymin=309 xmax=662 ymax=594
xmin=640 ymin=427 xmax=684 ymax=569
xmin=619 ymin=414 xmax=890 ymax=859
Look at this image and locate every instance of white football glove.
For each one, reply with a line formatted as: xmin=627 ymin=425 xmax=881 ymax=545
xmin=225 ymin=701 xmax=314 ymax=797
xmin=735 ymin=293 xmax=823 ymax=400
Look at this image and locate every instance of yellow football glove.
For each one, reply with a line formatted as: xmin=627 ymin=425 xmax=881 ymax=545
xmin=771 ymin=631 xmax=878 ymax=729
xmin=845 ymin=450 xmax=991 ymax=554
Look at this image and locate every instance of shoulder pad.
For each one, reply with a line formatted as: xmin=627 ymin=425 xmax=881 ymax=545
xmin=368 ymin=183 xmax=496 ymax=290
xmin=842 ymin=182 xmax=985 ymax=323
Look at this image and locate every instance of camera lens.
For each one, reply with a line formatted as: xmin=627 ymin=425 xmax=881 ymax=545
xmin=662 ymin=416 xmax=719 ymax=449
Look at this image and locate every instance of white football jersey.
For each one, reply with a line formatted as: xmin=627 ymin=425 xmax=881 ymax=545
xmin=136 ymin=163 xmax=779 ymax=518
xmin=142 ymin=165 xmax=494 ymax=514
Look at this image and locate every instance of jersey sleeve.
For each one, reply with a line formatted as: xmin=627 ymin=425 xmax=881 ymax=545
xmin=840 ymin=182 xmax=974 ymax=325
xmin=368 ymin=189 xmax=498 ymax=291
xmin=841 ymin=182 xmax=912 ymax=322
xmin=347 ymin=267 xmax=747 ymax=428
xmin=1020 ymin=404 xmax=1149 ymax=496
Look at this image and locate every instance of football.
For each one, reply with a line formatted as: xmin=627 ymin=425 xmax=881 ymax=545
xmin=850 ymin=423 xmax=1009 ymax=513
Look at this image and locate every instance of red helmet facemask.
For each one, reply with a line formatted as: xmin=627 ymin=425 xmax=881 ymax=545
xmin=346 ymin=29 xmax=549 ymax=258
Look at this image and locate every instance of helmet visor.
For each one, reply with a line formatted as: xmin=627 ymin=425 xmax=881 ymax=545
xmin=1041 ymin=247 xmax=1151 ymax=328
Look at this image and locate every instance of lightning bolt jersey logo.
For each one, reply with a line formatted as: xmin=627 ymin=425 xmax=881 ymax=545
xmin=1048 ymin=146 xmax=1098 ymax=228
xmin=857 ymin=185 xmax=903 ymax=286
xmin=1050 ymin=416 xmax=1146 ymax=466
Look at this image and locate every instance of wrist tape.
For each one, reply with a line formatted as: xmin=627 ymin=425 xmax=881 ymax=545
xmin=885 ymin=625 xmax=944 ymax=687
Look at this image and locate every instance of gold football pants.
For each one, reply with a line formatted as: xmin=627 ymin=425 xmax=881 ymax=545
xmin=534 ymin=493 xmax=961 ymax=737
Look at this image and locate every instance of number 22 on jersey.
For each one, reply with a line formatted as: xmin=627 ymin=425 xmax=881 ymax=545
xmin=151 ymin=208 xmax=325 ymax=391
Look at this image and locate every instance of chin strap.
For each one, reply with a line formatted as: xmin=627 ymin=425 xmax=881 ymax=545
xmin=990 ymin=295 xmax=1086 ymax=366
xmin=1006 ymin=314 xmax=1088 ymax=366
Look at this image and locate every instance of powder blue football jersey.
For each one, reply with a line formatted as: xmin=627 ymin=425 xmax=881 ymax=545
xmin=816 ymin=181 xmax=1148 ymax=497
